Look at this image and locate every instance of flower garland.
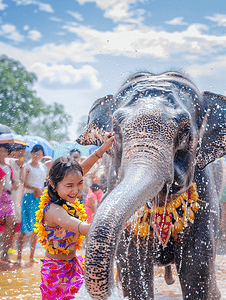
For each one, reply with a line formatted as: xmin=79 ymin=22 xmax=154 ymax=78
xmin=34 ymin=190 xmax=87 ymax=254
xmin=130 ymin=182 xmax=202 ymax=240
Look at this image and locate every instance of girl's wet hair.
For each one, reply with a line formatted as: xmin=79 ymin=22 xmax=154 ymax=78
xmin=48 ymin=156 xmax=83 ymax=205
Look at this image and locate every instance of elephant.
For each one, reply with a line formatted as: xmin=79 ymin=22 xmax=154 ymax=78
xmin=77 ymin=71 xmax=226 ymax=300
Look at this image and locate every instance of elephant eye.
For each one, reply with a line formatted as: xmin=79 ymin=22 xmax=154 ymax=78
xmin=178 ymin=124 xmax=191 ymax=148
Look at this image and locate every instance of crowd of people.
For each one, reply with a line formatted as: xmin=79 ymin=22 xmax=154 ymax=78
xmin=0 ymin=143 xmax=53 ymax=264
xmin=0 ymin=132 xmax=115 ymax=299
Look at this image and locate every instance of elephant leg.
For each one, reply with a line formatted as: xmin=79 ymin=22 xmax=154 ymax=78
xmin=175 ymin=230 xmax=221 ymax=300
xmin=116 ymin=227 xmax=154 ymax=300
xmin=164 ymin=265 xmax=175 ymax=285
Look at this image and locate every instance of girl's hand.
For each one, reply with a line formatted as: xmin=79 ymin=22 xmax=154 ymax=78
xmin=81 ymin=132 xmax=115 ymax=175
xmin=99 ymin=132 xmax=115 ymax=154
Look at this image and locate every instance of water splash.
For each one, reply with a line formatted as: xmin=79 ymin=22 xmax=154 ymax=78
xmin=73 ymin=284 xmax=184 ymax=300
xmin=73 ymin=285 xmax=128 ymax=300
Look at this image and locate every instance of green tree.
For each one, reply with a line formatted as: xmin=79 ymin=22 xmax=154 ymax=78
xmin=0 ymin=55 xmax=72 ymax=141
xmin=0 ymin=55 xmax=43 ymax=134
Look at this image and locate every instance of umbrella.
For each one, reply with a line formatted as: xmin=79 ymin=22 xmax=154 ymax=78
xmin=0 ymin=124 xmax=15 ymax=135
xmin=54 ymin=141 xmax=89 ymax=160
xmin=23 ymin=135 xmax=54 ymax=157
xmin=0 ymin=133 xmax=28 ymax=146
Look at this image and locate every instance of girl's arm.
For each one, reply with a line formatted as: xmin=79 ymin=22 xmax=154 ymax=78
xmin=45 ymin=203 xmax=90 ymax=236
xmin=23 ymin=168 xmax=32 ymax=189
xmin=81 ymin=132 xmax=115 ymax=175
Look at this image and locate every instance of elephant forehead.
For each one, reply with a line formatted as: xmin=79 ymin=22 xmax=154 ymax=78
xmin=120 ymin=108 xmax=186 ymax=131
xmin=116 ymin=75 xmax=201 ymax=110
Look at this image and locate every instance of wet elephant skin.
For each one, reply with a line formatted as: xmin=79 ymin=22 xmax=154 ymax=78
xmin=77 ymin=71 xmax=226 ymax=300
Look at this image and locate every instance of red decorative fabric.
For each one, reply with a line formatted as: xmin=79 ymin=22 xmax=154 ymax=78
xmin=151 ymin=212 xmax=172 ymax=248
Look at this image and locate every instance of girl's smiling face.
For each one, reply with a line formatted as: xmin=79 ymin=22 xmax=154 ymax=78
xmin=54 ymin=170 xmax=83 ymax=203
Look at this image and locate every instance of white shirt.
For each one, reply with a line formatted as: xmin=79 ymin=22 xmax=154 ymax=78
xmin=25 ymin=162 xmax=47 ymax=193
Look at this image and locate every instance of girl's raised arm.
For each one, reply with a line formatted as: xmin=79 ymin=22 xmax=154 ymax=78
xmin=81 ymin=132 xmax=115 ymax=175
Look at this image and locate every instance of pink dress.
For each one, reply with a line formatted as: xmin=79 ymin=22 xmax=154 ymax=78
xmin=85 ymin=188 xmax=104 ymax=223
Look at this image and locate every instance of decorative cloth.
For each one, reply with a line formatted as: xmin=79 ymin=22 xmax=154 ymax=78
xmin=40 ymin=255 xmax=84 ymax=300
xmin=151 ymin=212 xmax=172 ymax=247
xmin=129 ymin=182 xmax=201 ymax=247
xmin=0 ymin=167 xmax=6 ymax=180
xmin=0 ymin=191 xmax=15 ymax=217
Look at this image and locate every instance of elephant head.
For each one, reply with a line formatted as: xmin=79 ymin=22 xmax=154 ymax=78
xmin=77 ymin=71 xmax=226 ymax=300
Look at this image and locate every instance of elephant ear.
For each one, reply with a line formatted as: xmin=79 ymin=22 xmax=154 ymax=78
xmin=196 ymin=91 xmax=226 ymax=169
xmin=76 ymin=95 xmax=116 ymax=146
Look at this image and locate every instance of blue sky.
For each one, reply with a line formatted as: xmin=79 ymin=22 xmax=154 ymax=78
xmin=1 ymin=0 xmax=226 ymax=139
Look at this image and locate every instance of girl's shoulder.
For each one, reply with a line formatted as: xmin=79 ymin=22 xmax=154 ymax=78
xmin=45 ymin=202 xmax=65 ymax=217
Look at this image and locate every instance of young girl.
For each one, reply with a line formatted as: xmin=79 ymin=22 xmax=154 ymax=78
xmin=8 ymin=145 xmax=26 ymax=249
xmin=35 ymin=133 xmax=115 ymax=299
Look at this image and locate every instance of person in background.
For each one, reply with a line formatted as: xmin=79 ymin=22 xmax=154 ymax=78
xmin=70 ymin=148 xmax=84 ymax=164
xmin=85 ymin=183 xmax=104 ymax=224
xmin=0 ymin=143 xmax=15 ymax=263
xmin=7 ymin=144 xmax=26 ymax=249
xmin=17 ymin=144 xmax=53 ymax=265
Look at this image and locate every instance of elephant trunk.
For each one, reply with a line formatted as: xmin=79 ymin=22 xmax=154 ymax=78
xmin=85 ymin=162 xmax=171 ymax=300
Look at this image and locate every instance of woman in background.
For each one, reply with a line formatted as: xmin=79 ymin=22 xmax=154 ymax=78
xmin=17 ymin=145 xmax=52 ymax=265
